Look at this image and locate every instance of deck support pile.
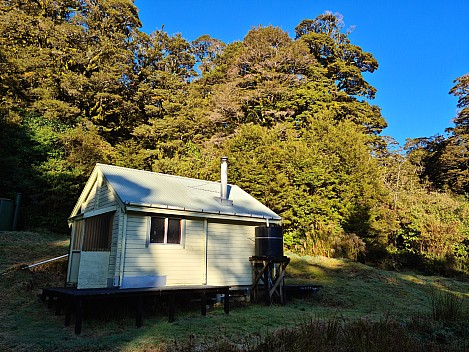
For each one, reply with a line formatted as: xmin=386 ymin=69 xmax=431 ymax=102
xmin=41 ymin=285 xmax=230 ymax=334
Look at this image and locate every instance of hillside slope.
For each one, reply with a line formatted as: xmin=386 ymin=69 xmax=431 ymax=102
xmin=0 ymin=232 xmax=468 ymax=351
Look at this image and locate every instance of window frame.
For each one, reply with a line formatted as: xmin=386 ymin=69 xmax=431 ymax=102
xmin=147 ymin=216 xmax=184 ymax=246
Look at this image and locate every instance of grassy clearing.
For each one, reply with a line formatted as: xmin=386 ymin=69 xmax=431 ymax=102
xmin=0 ymin=232 xmax=468 ymax=351
xmin=287 ymin=254 xmax=469 ymax=318
xmin=0 ymin=230 xmax=69 ymax=273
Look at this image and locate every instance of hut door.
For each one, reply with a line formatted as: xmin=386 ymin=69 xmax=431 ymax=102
xmin=68 ymin=219 xmax=84 ymax=285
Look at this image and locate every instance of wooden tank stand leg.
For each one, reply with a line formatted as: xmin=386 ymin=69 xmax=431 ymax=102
xmin=251 ymin=261 xmax=257 ymax=302
xmin=280 ymin=261 xmax=289 ymax=305
xmin=269 ymin=263 xmax=286 ymax=304
xmin=264 ymin=261 xmax=272 ymax=305
xmin=253 ymin=261 xmax=270 ymax=303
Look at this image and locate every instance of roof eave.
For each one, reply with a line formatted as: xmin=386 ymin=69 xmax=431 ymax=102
xmin=123 ymin=202 xmax=281 ymax=222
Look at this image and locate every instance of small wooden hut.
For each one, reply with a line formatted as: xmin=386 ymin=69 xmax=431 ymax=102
xmin=66 ymin=160 xmax=281 ymax=290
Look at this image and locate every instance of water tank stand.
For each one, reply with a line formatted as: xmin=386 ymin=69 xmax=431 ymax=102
xmin=249 ymin=256 xmax=290 ymax=305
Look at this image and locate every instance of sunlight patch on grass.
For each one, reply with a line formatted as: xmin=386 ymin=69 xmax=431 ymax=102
xmin=1 ymin=232 xmax=468 ymax=351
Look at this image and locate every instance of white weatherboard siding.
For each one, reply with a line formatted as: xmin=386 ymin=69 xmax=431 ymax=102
xmin=82 ymin=181 xmax=98 ymax=213
xmin=123 ymin=214 xmax=205 ymax=286
xmin=112 ymin=210 xmax=125 ymax=284
xmin=206 ymin=222 xmax=256 ymax=287
xmin=81 ymin=177 xmax=117 ymax=214
xmin=77 ymin=252 xmax=111 ymax=289
xmin=97 ymin=180 xmax=116 ymax=208
xmin=107 ymin=209 xmax=121 ymax=280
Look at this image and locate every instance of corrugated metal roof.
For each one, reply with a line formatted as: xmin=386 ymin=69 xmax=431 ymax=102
xmin=97 ymin=164 xmax=281 ymax=220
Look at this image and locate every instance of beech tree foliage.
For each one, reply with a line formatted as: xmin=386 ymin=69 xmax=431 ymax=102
xmin=407 ymin=73 xmax=469 ymax=195
xmin=0 ymin=2 xmax=467 ymax=274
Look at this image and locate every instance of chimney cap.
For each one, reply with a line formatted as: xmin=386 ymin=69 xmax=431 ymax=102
xmin=221 ymin=156 xmax=228 ymax=162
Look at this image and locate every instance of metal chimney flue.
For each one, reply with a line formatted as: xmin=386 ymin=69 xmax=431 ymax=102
xmin=216 ymin=156 xmax=233 ymax=206
xmin=220 ymin=156 xmax=228 ymax=200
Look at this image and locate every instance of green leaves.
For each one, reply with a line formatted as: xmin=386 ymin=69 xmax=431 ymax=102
xmin=1 ymin=0 xmax=466 ymax=274
xmin=405 ymin=73 xmax=469 ymax=195
xmin=298 ymin=13 xmax=378 ymax=100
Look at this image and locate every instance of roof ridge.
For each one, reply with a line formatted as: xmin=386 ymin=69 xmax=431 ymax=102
xmin=77 ymin=163 xmax=281 ymax=220
xmin=97 ymin=163 xmax=227 ymax=185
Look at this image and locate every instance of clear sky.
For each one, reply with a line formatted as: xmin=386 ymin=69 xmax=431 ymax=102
xmin=134 ymin=0 xmax=469 ymax=146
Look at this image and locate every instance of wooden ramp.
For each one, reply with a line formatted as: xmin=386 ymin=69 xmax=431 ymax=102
xmin=41 ymin=285 xmax=230 ymax=334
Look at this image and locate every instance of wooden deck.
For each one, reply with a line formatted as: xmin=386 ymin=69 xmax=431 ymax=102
xmin=41 ymin=285 xmax=230 ymax=334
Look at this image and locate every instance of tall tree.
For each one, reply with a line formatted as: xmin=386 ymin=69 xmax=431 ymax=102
xmin=202 ymin=26 xmax=316 ymax=130
xmin=451 ymin=73 xmax=469 ymax=136
xmin=406 ymin=73 xmax=469 ymax=194
xmin=192 ymin=34 xmax=226 ymax=75
xmin=295 ymin=12 xmax=378 ymax=99
xmin=295 ymin=12 xmax=386 ymax=137
xmin=160 ymin=17 xmax=391 ymax=255
xmin=0 ymin=0 xmax=143 ymax=229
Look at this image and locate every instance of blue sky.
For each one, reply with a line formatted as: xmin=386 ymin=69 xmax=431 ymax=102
xmin=134 ymin=0 xmax=469 ymax=145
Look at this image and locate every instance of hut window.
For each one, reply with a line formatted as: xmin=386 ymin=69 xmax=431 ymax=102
xmin=150 ymin=217 xmax=181 ymax=244
xmin=82 ymin=212 xmax=114 ymax=251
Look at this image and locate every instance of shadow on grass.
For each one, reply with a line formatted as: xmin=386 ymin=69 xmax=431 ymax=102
xmin=2 ymin=234 xmax=469 ymax=352
xmin=286 ymin=253 xmax=469 ymax=316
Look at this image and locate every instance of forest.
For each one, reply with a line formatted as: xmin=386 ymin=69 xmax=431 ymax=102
xmin=1 ymin=0 xmax=468 ymax=276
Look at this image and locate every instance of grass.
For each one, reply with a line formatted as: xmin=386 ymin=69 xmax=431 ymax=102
xmin=287 ymin=254 xmax=469 ymax=318
xmin=0 ymin=230 xmax=69 ymax=273
xmin=0 ymin=231 xmax=468 ymax=351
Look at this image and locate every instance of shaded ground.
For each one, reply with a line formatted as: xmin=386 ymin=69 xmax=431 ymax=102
xmin=0 ymin=231 xmax=468 ymax=351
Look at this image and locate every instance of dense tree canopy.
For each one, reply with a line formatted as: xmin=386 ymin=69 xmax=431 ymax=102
xmin=0 ymin=2 xmax=467 ymax=274
xmin=406 ymin=73 xmax=469 ymax=195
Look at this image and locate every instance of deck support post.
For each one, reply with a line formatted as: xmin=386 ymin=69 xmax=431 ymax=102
xmin=168 ymin=294 xmax=175 ymax=323
xmin=263 ymin=264 xmax=270 ymax=305
xmin=55 ymin=300 xmax=62 ymax=316
xmin=64 ymin=298 xmax=72 ymax=326
xmin=41 ymin=285 xmax=231 ymax=333
xmin=136 ymin=296 xmax=143 ymax=328
xmin=74 ymin=297 xmax=83 ymax=335
xmin=200 ymin=293 xmax=207 ymax=316
xmin=223 ymin=288 xmax=230 ymax=314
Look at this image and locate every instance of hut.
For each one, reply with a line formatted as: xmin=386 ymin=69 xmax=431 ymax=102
xmin=66 ymin=159 xmax=281 ymax=290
